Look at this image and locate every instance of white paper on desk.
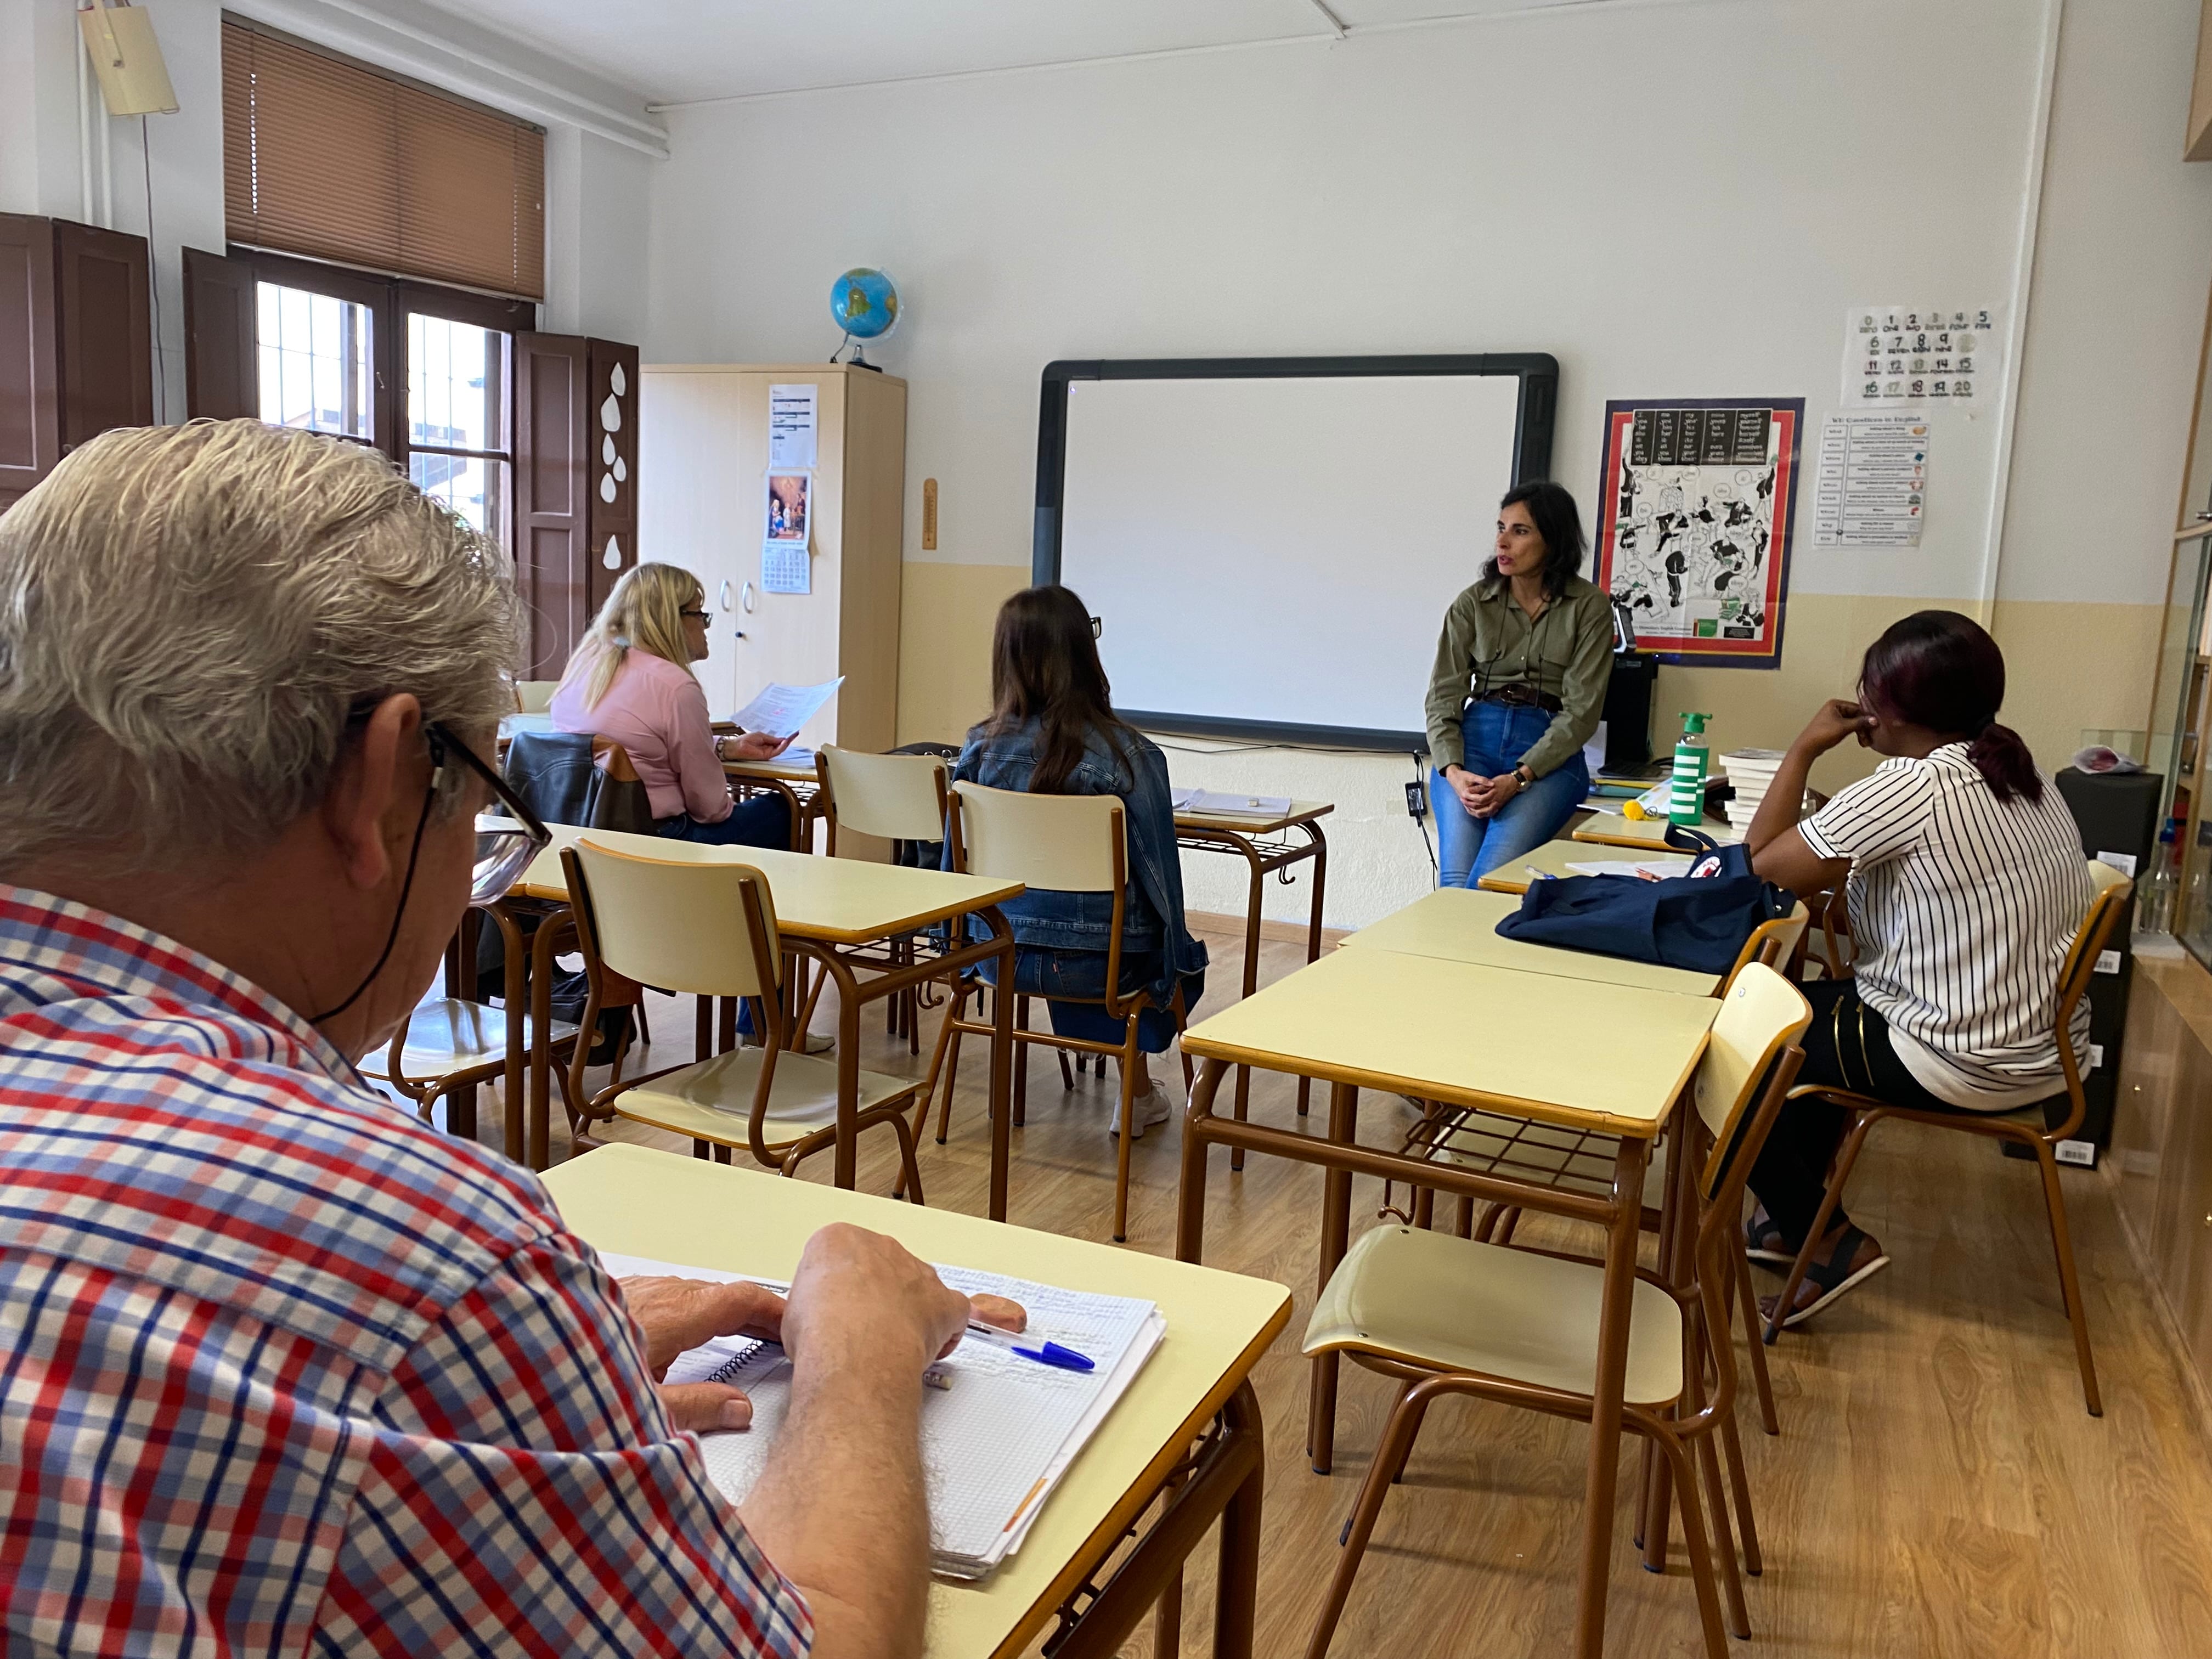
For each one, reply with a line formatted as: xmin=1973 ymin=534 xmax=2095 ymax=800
xmin=1563 ymin=857 xmax=1694 ymax=881
xmin=731 ymin=678 xmax=843 ymax=740
xmin=595 ymin=1252 xmax=1163 ymax=1581
xmin=1181 ymin=790 xmax=1291 ymax=819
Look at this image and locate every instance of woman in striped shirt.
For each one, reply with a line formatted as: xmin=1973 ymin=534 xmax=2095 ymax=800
xmin=1741 ymin=611 xmax=2091 ymax=1327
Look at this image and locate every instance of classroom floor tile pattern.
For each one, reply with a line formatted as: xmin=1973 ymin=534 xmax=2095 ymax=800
xmin=436 ymin=924 xmax=2212 ymax=1658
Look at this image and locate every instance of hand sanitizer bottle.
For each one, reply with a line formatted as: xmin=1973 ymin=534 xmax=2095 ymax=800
xmin=1669 ymin=712 xmax=1711 ymax=826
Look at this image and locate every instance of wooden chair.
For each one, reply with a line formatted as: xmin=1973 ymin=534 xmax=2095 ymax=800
xmin=558 ymin=838 xmax=928 ymax=1197
xmin=800 ymin=744 xmax=953 ymax=1055
xmin=1409 ymin=905 xmax=1812 ymax=1436
xmin=928 ymin=781 xmax=1188 ymax=1243
xmin=1299 ymin=963 xmax=1813 ymax=1659
xmin=1762 ymin=861 xmax=2134 ymax=1414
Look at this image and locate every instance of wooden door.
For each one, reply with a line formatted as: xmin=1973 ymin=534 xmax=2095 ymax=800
xmin=183 ymin=247 xmax=260 ymax=420
xmin=515 ymin=332 xmax=590 ymax=676
xmin=0 ymin=214 xmax=59 ymax=512
xmin=639 ymin=368 xmax=749 ymax=718
xmin=53 ymin=219 xmax=153 ymax=450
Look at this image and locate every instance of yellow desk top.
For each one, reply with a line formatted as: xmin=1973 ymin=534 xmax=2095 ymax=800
xmin=1175 ymin=799 xmax=1334 ymax=837
xmin=1340 ymin=888 xmax=1721 ymax=997
xmin=722 ymin=756 xmax=823 ymax=786
xmin=542 ymin=1144 xmax=1291 ymax=1659
xmin=1571 ymin=810 xmax=1739 ymax=850
xmin=512 ymin=823 xmax=1023 ymax=944
xmin=1180 ymin=945 xmax=1713 ymax=1138
xmin=1475 ymin=837 xmax=1694 ymax=896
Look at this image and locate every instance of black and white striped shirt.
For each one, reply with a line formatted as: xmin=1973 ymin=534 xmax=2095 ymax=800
xmin=1800 ymin=743 xmax=2091 ymax=1108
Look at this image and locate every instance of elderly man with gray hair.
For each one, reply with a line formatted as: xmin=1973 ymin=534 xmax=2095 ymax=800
xmin=0 ymin=422 xmax=979 ymax=1658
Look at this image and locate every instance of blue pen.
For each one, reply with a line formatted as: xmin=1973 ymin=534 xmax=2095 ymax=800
xmin=966 ymin=1322 xmax=1094 ymax=1373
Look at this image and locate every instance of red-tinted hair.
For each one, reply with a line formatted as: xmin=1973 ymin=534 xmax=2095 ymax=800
xmin=1858 ymin=610 xmax=2041 ymax=804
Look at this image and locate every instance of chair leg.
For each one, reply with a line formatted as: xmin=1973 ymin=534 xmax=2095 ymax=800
xmin=1113 ymin=1020 xmax=1139 ymax=1243
xmin=1454 ymin=1195 xmax=1475 ymax=1239
xmin=1764 ymin=1114 xmax=1875 ymax=1345
xmin=1496 ymin=1208 xmax=1521 ymax=1246
xmin=1059 ymin=1050 xmax=1076 ymax=1091
xmin=1649 ymin=1425 xmax=1731 ymax=1659
xmin=1474 ymin=1203 xmax=1508 ymax=1243
xmin=1717 ymin=1401 xmax=1764 ymax=1577
xmin=1734 ymin=1242 xmax=1781 ymax=1435
xmin=634 ymin=1000 xmax=651 ymax=1045
xmin=1683 ymin=1361 xmax=1751 ymax=1637
xmin=1301 ymin=1381 xmax=1436 ymax=1659
xmin=888 ymin=1107 xmax=927 ymax=1206
xmin=936 ymin=1023 xmax=967 ymax=1144
xmin=1013 ymin=995 xmax=1031 ymax=1127
xmin=2033 ymin=1138 xmax=2104 ymax=1417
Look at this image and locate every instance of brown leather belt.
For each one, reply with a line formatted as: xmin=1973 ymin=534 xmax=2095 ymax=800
xmin=1476 ymin=683 xmax=1563 ymax=714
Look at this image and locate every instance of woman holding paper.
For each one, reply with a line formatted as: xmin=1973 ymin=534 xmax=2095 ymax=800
xmin=1423 ymin=482 xmax=1615 ymax=885
xmin=552 ymin=561 xmax=793 ymax=847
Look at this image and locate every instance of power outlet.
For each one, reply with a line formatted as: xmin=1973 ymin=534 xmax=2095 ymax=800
xmin=1404 ymin=781 xmax=1428 ymax=820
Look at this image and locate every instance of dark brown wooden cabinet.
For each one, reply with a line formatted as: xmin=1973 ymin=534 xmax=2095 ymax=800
xmin=183 ymin=247 xmax=259 ymax=422
xmin=0 ymin=213 xmax=154 ymax=514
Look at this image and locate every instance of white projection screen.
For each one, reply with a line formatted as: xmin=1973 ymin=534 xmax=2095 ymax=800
xmin=1038 ymin=356 xmax=1558 ymax=747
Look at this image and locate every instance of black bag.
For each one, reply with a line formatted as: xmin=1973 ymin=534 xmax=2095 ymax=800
xmin=1494 ymin=823 xmax=1793 ymax=975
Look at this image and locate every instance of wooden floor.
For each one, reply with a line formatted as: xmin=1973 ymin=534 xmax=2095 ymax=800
xmin=451 ymin=922 xmax=2212 ymax=1658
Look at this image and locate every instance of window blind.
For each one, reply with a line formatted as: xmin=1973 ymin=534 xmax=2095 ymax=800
xmin=222 ymin=20 xmax=545 ymax=302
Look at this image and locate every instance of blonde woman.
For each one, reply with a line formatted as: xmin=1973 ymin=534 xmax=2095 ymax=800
xmin=550 ymin=562 xmax=792 ymax=847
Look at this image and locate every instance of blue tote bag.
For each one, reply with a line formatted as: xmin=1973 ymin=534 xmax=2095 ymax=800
xmin=1494 ymin=824 xmax=1793 ymax=975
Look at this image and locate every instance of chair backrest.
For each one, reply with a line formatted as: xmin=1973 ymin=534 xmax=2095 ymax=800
xmin=2057 ymin=861 xmax=2133 ymax=1007
xmin=1725 ymin=902 xmax=1809 ymax=986
xmin=516 ymin=679 xmax=560 ymax=714
xmin=819 ymin=746 xmax=949 ymax=843
xmin=950 ymin=781 xmax=1125 ymax=894
xmin=1691 ymin=960 xmax=1813 ymax=1201
xmin=565 ymin=838 xmax=782 ymax=1000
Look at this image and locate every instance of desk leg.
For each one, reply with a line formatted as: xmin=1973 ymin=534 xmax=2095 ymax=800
xmin=494 ymin=905 xmax=526 ymax=1165
xmin=831 ymin=951 xmax=862 ymax=1190
xmin=1641 ymin=1110 xmax=1702 ymax=1571
xmin=1575 ymin=1137 xmax=1651 ymax=1659
xmin=982 ymin=908 xmax=1015 ymax=1223
xmin=1177 ymin=1059 xmax=1228 ymax=1267
xmin=1296 ymin=826 xmax=1328 ymax=1119
xmin=1308 ymin=1080 xmax=1358 ymax=1474
xmin=1228 ymin=838 xmax=1265 ymax=1172
xmin=527 ymin=917 xmax=563 ymax=1171
xmin=1214 ymin=1381 xmax=1265 ymax=1659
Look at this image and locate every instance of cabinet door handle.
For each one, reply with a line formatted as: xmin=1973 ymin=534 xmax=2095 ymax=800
xmin=718 ymin=580 xmax=733 ymax=611
xmin=741 ymin=582 xmax=757 ymax=614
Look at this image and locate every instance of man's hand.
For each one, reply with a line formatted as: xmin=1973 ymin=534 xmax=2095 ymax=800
xmin=781 ymin=1223 xmax=973 ymax=1374
xmin=619 ymin=1274 xmax=787 ymax=1434
xmin=727 ymin=730 xmax=795 ymax=761
xmin=1795 ymin=698 xmax=1875 ymax=757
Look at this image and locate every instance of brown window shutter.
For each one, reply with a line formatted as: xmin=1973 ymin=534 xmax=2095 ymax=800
xmin=183 ymin=247 xmax=259 ymax=421
xmin=514 ymin=332 xmax=589 ymax=677
xmin=221 ymin=20 xmax=545 ymax=302
xmin=585 ymin=339 xmax=639 ymax=615
xmin=0 ymin=213 xmax=60 ymax=512
xmin=53 ymin=221 xmax=153 ymax=453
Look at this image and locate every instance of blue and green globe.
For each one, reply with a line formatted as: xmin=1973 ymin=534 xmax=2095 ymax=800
xmin=830 ymin=268 xmax=899 ymax=347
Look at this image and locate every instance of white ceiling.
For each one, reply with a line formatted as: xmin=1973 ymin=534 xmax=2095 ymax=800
xmin=397 ymin=0 xmax=1610 ymax=108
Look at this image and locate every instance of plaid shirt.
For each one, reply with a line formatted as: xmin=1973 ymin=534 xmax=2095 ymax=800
xmin=0 ymin=887 xmax=813 ymax=1657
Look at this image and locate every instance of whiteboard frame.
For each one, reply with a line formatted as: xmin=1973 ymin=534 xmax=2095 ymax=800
xmin=1032 ymin=353 xmax=1560 ymax=749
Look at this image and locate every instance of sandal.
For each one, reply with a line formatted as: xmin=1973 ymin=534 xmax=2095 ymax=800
xmin=1762 ymin=1224 xmax=1890 ymax=1330
xmin=1742 ymin=1209 xmax=1793 ymax=1267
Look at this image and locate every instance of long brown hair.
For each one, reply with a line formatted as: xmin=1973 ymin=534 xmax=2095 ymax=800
xmin=1859 ymin=610 xmax=2041 ymax=804
xmin=980 ymin=585 xmax=1138 ymax=793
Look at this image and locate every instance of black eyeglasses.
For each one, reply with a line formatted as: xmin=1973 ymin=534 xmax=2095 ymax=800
xmin=680 ymin=607 xmax=710 ymax=622
xmin=433 ymin=721 xmax=554 ymax=905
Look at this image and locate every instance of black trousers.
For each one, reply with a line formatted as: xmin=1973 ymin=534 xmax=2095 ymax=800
xmin=1747 ymin=978 xmax=1962 ymax=1248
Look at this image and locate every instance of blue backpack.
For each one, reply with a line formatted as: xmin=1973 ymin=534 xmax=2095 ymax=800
xmin=1494 ymin=823 xmax=1794 ymax=975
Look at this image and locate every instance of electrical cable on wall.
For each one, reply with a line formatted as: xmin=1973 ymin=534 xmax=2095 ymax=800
xmin=140 ymin=114 xmax=166 ymax=418
xmin=1410 ymin=752 xmax=1437 ymax=878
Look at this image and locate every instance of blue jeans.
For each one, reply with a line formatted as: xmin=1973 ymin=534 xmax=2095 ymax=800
xmin=1429 ymin=701 xmax=1589 ymax=888
xmin=657 ymin=793 xmax=791 ymax=849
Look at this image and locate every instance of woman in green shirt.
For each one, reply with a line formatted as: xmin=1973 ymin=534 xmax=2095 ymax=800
xmin=1424 ymin=481 xmax=1615 ymax=885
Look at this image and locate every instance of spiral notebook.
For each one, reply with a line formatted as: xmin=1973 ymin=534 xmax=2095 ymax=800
xmin=599 ymin=1252 xmax=1165 ymax=1581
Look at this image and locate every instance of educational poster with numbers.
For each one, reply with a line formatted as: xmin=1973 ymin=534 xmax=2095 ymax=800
xmin=1593 ymin=398 xmax=1803 ymax=669
xmin=1843 ymin=303 xmax=2003 ymax=405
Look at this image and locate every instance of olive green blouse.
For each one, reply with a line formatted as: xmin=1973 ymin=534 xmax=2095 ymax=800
xmin=1423 ymin=573 xmax=1615 ymax=779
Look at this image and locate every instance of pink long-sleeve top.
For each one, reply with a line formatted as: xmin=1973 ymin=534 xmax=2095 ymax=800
xmin=549 ymin=648 xmax=733 ymax=823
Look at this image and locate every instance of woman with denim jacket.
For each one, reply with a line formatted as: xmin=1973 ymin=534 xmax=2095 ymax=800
xmin=950 ymin=586 xmax=1207 ymax=1136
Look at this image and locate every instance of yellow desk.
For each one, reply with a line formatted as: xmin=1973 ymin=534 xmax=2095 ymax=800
xmin=545 ymin=1144 xmax=1292 ymax=1659
xmin=1172 ymin=947 xmax=1714 ymax=1659
xmin=1571 ymin=810 xmax=1737 ymax=850
xmin=1475 ymin=837 xmax=1692 ymax=895
xmin=1341 ymin=887 xmax=1722 ymax=996
xmin=1173 ymin=800 xmax=1334 ymax=1131
xmin=501 ymin=825 xmax=1026 ymax=1216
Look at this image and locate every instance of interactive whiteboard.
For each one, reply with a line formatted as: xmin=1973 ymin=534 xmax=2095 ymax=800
xmin=1035 ymin=356 xmax=1557 ymax=748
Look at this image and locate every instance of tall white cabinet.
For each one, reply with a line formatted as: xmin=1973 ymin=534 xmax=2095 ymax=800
xmin=636 ymin=363 xmax=907 ymax=755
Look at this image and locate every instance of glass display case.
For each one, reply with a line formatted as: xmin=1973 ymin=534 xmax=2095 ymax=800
xmin=2145 ymin=331 xmax=2212 ymax=966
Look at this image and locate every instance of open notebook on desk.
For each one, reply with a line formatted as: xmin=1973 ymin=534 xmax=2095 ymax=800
xmin=599 ymin=1252 xmax=1165 ymax=1581
xmin=1172 ymin=787 xmax=1292 ymax=819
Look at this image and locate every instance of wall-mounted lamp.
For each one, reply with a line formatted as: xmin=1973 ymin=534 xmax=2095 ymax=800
xmin=78 ymin=0 xmax=178 ymax=117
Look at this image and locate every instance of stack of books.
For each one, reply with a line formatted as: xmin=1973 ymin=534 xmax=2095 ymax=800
xmin=1720 ymin=749 xmax=1789 ymax=831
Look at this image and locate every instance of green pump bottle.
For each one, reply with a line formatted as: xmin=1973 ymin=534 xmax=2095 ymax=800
xmin=1670 ymin=712 xmax=1712 ymax=825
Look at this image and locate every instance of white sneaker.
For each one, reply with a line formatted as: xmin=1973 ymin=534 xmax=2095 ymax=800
xmin=1109 ymin=1083 xmax=1176 ymax=1139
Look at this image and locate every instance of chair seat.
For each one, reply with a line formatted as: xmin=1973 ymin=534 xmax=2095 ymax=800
xmin=1431 ymin=1109 xmax=1667 ymax=1203
xmin=360 ymin=998 xmax=579 ymax=1085
xmin=612 ymin=1047 xmax=918 ymax=1150
xmin=1302 ymin=1223 xmax=1685 ymax=1408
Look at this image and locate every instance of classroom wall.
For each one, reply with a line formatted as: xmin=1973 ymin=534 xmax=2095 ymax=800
xmin=644 ymin=0 xmax=2212 ymax=928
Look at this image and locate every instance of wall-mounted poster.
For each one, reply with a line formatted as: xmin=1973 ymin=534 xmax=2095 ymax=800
xmin=1593 ymin=398 xmax=1803 ymax=670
